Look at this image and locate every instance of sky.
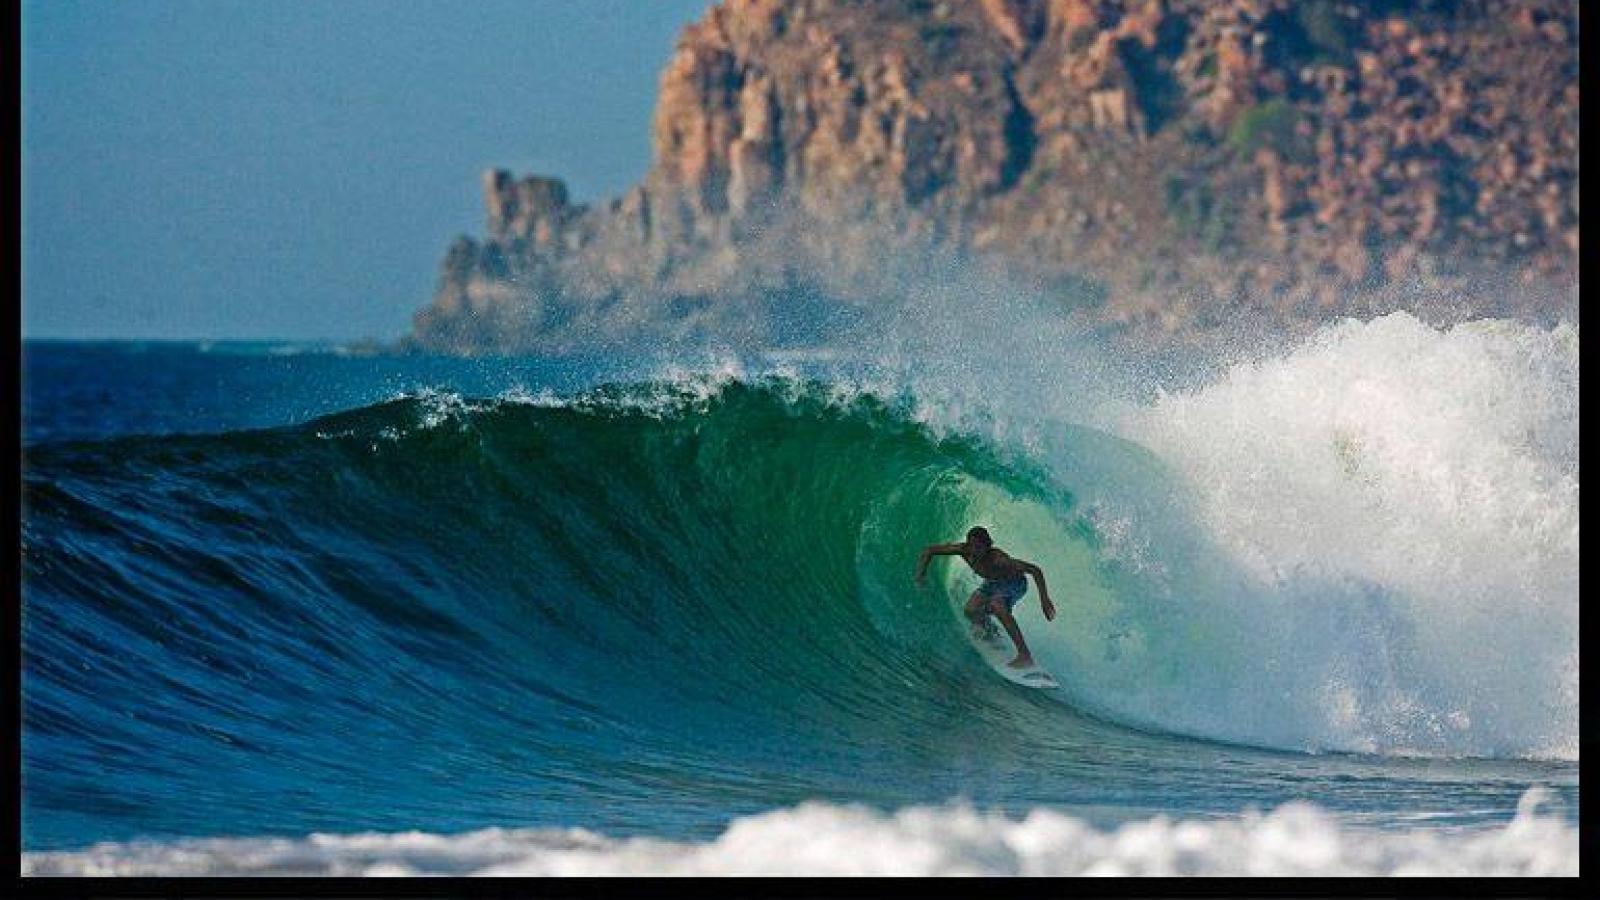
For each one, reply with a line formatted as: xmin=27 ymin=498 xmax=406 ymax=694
xmin=21 ymin=0 xmax=710 ymax=340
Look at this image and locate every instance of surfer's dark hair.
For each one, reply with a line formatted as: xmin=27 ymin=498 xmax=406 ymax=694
xmin=966 ymin=526 xmax=992 ymax=544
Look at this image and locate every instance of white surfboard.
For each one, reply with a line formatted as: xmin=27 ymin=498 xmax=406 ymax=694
xmin=970 ymin=626 xmax=1059 ymax=689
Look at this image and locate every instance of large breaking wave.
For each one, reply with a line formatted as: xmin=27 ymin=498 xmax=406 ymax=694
xmin=21 ymin=312 xmax=1578 ymax=852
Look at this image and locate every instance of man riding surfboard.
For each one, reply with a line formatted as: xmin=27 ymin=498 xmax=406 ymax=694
xmin=915 ymin=526 xmax=1056 ymax=669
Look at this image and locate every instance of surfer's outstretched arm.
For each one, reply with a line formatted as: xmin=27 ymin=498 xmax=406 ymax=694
xmin=915 ymin=542 xmax=964 ymax=584
xmin=1018 ymin=561 xmax=1057 ymax=621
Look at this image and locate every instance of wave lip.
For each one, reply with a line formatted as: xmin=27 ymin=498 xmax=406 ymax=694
xmin=21 ymin=790 xmax=1575 ymax=877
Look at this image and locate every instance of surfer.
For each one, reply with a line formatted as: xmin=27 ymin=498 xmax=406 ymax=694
xmin=915 ymin=526 xmax=1056 ymax=669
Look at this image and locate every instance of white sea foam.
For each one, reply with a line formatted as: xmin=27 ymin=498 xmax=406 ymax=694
xmin=1073 ymin=314 xmax=1579 ymax=760
xmin=22 ymin=790 xmax=1575 ymax=877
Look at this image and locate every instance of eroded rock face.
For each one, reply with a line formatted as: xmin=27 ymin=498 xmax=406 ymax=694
xmin=484 ymin=171 xmax=573 ymax=245
xmin=409 ymin=0 xmax=1578 ymax=355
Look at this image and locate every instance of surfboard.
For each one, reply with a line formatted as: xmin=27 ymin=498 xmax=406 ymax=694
xmin=970 ymin=625 xmax=1060 ymax=689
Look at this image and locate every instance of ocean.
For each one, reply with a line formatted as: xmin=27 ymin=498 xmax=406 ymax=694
xmin=18 ymin=313 xmax=1579 ymax=876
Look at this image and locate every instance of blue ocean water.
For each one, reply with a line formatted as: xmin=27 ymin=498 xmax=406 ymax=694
xmin=19 ymin=325 xmax=1580 ymax=875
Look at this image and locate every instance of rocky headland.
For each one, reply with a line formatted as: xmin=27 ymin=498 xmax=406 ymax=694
xmin=406 ymin=0 xmax=1579 ymax=355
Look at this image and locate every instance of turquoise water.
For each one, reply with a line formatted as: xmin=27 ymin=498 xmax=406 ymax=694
xmin=19 ymin=326 xmax=1579 ymax=873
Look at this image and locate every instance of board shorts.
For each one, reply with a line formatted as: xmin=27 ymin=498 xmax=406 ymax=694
xmin=979 ymin=576 xmax=1029 ymax=611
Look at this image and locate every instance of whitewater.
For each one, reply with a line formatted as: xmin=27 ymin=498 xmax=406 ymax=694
xmin=20 ymin=311 xmax=1579 ymax=876
xmin=22 ymin=789 xmax=1577 ymax=876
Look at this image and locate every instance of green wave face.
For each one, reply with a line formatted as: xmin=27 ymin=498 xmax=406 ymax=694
xmin=27 ymin=377 xmax=1157 ymax=762
xmin=295 ymin=378 xmax=1193 ymax=736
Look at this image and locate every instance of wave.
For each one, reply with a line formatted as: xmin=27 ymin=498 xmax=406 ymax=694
xmin=21 ymin=313 xmax=1579 ymax=823
xmin=1101 ymin=315 xmax=1579 ymax=759
xmin=21 ymin=789 xmax=1576 ymax=876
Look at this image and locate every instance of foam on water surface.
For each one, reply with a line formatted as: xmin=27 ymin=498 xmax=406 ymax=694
xmin=23 ymin=789 xmax=1575 ymax=877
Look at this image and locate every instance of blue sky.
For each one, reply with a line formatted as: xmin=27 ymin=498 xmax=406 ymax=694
xmin=21 ymin=0 xmax=709 ymax=340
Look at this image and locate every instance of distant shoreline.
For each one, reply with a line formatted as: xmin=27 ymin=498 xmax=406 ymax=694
xmin=21 ymin=337 xmax=394 ymax=356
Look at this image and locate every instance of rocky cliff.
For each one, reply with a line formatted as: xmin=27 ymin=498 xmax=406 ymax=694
xmin=408 ymin=0 xmax=1579 ymax=355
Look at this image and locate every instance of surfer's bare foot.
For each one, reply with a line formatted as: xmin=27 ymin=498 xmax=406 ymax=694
xmin=1007 ymin=655 xmax=1034 ymax=669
